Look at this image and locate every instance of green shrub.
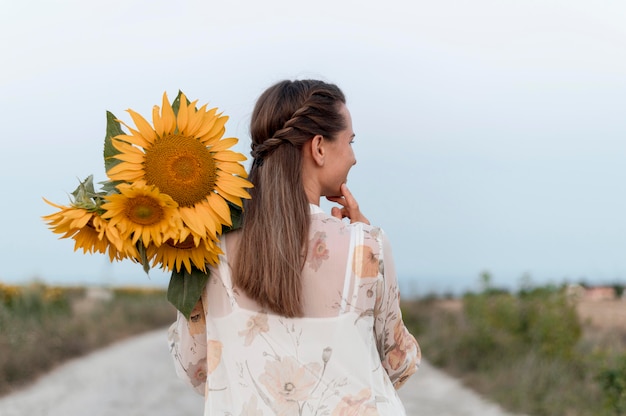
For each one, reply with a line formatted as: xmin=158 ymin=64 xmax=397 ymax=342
xmin=518 ymin=287 xmax=581 ymax=358
xmin=401 ymin=281 xmax=609 ymax=416
xmin=597 ymin=353 xmax=626 ymax=415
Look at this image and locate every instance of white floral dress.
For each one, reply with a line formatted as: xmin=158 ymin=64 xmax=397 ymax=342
xmin=168 ymin=204 xmax=420 ymax=415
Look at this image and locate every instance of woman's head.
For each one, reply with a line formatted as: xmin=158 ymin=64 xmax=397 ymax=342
xmin=235 ymin=79 xmax=350 ymax=317
xmin=249 ymin=79 xmax=354 ymax=201
xmin=249 ymin=79 xmax=346 ymax=168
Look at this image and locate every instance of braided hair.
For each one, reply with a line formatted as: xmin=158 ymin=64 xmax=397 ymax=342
xmin=233 ymin=79 xmax=346 ymax=317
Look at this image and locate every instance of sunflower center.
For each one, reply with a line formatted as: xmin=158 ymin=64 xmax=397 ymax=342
xmin=124 ymin=196 xmax=164 ymax=225
xmin=166 ymin=234 xmax=195 ymax=250
xmin=144 ymin=134 xmax=217 ymax=207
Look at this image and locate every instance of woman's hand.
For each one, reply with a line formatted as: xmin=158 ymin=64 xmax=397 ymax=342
xmin=326 ymin=183 xmax=370 ymax=224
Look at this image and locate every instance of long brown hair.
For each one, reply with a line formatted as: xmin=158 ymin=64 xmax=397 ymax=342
xmin=232 ymin=79 xmax=346 ymax=317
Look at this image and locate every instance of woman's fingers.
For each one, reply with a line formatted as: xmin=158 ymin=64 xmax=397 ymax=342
xmin=326 ymin=184 xmax=370 ymax=224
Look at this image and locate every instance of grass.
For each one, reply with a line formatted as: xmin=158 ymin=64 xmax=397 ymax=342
xmin=402 ymin=287 xmax=626 ymax=416
xmin=0 ymin=282 xmax=176 ymax=397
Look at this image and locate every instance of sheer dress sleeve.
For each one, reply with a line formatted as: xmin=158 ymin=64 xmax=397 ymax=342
xmin=167 ymin=299 xmax=207 ymax=395
xmin=373 ymin=229 xmax=421 ymax=389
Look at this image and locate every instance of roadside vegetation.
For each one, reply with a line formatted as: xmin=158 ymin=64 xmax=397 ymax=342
xmin=0 ymin=282 xmax=175 ymax=397
xmin=2 ymin=277 xmax=625 ymax=416
xmin=402 ymin=273 xmax=626 ymax=416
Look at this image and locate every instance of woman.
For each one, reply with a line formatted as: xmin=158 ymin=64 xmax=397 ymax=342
xmin=168 ymin=79 xmax=420 ymax=415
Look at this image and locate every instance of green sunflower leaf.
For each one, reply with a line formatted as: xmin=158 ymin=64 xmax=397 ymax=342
xmin=103 ymin=111 xmax=126 ymax=173
xmin=99 ymin=179 xmax=123 ymax=195
xmin=70 ymin=175 xmax=101 ymax=210
xmin=70 ymin=175 xmax=96 ymax=200
xmin=172 ymin=90 xmax=192 ymax=118
xmin=172 ymin=92 xmax=181 ymax=117
xmin=167 ymin=267 xmax=209 ymax=320
xmin=136 ymin=243 xmax=150 ymax=274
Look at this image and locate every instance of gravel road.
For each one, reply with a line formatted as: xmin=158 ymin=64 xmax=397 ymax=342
xmin=0 ymin=329 xmax=522 ymax=416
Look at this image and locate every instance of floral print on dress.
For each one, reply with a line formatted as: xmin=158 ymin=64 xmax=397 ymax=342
xmin=206 ymin=339 xmax=223 ymax=374
xmin=307 ymin=231 xmax=329 ymax=271
xmin=240 ymin=396 xmax=263 ymax=416
xmin=352 ymin=244 xmax=380 ymax=278
xmin=332 ymin=388 xmax=379 ymax=416
xmin=186 ymin=359 xmax=208 ymax=388
xmin=168 ymin=205 xmax=420 ymax=415
xmin=239 ymin=312 xmax=269 ymax=346
xmin=388 ymin=319 xmax=417 ymax=371
xmin=259 ymin=356 xmax=322 ymax=413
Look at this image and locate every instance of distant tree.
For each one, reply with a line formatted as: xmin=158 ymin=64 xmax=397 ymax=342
xmin=517 ymin=272 xmax=533 ymax=296
xmin=480 ymin=270 xmax=492 ymax=293
xmin=577 ymin=279 xmax=590 ymax=289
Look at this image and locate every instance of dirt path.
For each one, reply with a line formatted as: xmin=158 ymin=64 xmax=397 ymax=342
xmin=0 ymin=329 xmax=523 ymax=416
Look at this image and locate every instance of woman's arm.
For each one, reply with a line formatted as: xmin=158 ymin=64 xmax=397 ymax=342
xmin=167 ymin=299 xmax=208 ymax=395
xmin=373 ymin=231 xmax=421 ymax=389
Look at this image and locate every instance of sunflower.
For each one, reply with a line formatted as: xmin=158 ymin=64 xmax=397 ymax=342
xmin=147 ymin=235 xmax=223 ymax=273
xmin=43 ymin=199 xmax=93 ymax=233
xmin=101 ymin=180 xmax=181 ymax=247
xmin=42 ymin=199 xmax=138 ymax=261
xmin=42 ymin=91 xmax=251 ymax=318
xmin=42 ymin=201 xmax=106 ymax=253
xmin=91 ymin=215 xmax=141 ymax=262
xmin=106 ymin=92 xmax=251 ymax=245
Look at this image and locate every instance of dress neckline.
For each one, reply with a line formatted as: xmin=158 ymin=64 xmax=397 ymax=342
xmin=309 ymin=203 xmax=325 ymax=215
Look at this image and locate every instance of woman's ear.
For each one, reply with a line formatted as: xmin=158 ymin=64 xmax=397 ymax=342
xmin=309 ymin=134 xmax=325 ymax=167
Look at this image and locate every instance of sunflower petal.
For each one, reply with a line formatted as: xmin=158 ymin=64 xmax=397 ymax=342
xmin=106 ymin=163 xmax=144 ymax=178
xmin=179 ymin=206 xmax=209 ymax=237
xmin=206 ymin=193 xmax=232 ymax=225
xmin=161 ymin=92 xmax=176 ymax=135
xmin=191 ymin=204 xmax=220 ymax=236
xmin=111 ymin=138 xmax=142 ymax=155
xmin=212 ymin=150 xmax=247 ymax=162
xmin=203 ymin=116 xmax=228 ymax=141
xmin=216 ymin=176 xmax=252 ymax=199
xmin=216 ymin=192 xmax=242 ymax=207
xmin=185 ymin=101 xmax=204 ymax=136
xmin=111 ymin=151 xmax=145 ymax=164
xmin=111 ymin=162 xmax=146 ymax=172
xmin=116 ymin=123 xmax=151 ymax=148
xmin=210 ymin=137 xmax=238 ymax=152
xmin=152 ymin=105 xmax=164 ymax=138
xmin=42 ymin=197 xmax=66 ymax=210
xmin=127 ymin=109 xmax=157 ymax=143
xmin=195 ymin=108 xmax=219 ymax=141
xmin=177 ymin=94 xmax=189 ymax=133
xmin=217 ymin=160 xmax=248 ymax=177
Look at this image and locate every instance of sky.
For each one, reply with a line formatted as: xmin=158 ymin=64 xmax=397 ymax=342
xmin=1 ymin=0 xmax=625 ymax=296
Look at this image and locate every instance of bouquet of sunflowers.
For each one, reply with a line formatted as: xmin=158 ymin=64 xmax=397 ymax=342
xmin=43 ymin=92 xmax=252 ymax=319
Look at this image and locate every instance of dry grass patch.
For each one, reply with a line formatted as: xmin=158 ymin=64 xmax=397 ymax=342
xmin=0 ymin=282 xmax=175 ymax=397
